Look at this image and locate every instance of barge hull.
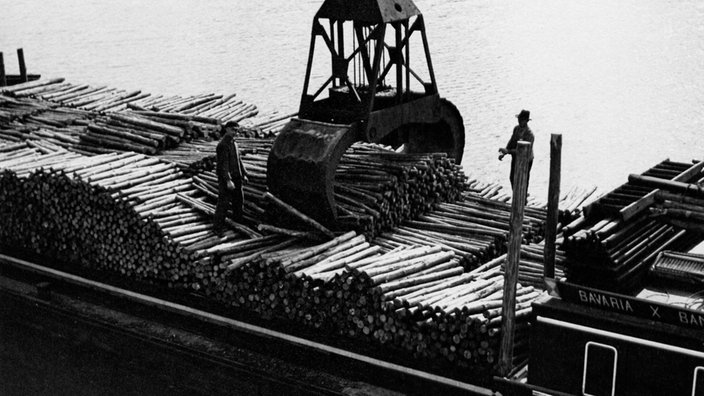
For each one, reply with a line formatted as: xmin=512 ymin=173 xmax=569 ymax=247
xmin=0 ymin=253 xmax=494 ymax=396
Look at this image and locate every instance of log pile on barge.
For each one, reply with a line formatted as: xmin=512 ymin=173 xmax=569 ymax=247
xmin=0 ymin=77 xmax=593 ymax=383
xmin=0 ymin=143 xmax=535 ymax=381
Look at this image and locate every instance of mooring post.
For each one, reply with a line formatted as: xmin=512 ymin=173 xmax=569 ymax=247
xmin=17 ymin=48 xmax=27 ymax=83
xmin=544 ymin=134 xmax=562 ymax=279
xmin=0 ymin=52 xmax=6 ymax=87
xmin=498 ymin=141 xmax=530 ymax=377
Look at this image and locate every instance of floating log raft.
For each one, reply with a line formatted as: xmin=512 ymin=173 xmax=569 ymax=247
xmin=0 ymin=77 xmax=273 ymax=157
xmin=0 ymin=93 xmax=275 ymax=157
xmin=1 ymin=77 xmax=262 ymax=125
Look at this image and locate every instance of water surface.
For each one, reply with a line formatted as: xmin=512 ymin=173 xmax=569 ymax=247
xmin=2 ymin=0 xmax=703 ymax=199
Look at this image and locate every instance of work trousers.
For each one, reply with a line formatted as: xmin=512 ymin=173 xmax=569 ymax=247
xmin=510 ymin=158 xmax=533 ymax=192
xmin=214 ymin=179 xmax=244 ymax=230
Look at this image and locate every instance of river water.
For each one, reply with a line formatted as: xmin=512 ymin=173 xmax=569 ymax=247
xmin=2 ymin=0 xmax=704 ymax=200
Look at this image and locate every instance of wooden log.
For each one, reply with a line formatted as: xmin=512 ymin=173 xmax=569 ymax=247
xmin=132 ymin=109 xmax=221 ymax=126
xmin=257 ymin=223 xmax=316 ymax=239
xmin=0 ymin=77 xmax=65 ymax=94
xmin=263 ymin=192 xmax=335 ymax=239
xmin=87 ymin=124 xmax=159 ymax=147
xmin=110 ymin=113 xmax=185 ymax=138
xmin=628 ymin=174 xmax=704 ymax=198
xmin=175 ymin=193 xmax=261 ymax=239
xmin=498 ymin=141 xmax=530 ymax=377
xmin=42 ymin=84 xmax=91 ymax=100
xmin=544 ymin=134 xmax=561 ymax=278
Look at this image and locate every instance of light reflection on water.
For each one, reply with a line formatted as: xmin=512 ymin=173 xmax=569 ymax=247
xmin=1 ymin=0 xmax=703 ymax=199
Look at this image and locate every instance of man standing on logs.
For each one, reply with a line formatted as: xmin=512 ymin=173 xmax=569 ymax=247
xmin=214 ymin=129 xmax=248 ymax=233
xmin=498 ymin=109 xmax=535 ymax=191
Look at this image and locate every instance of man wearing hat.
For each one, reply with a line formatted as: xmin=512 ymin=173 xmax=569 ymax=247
xmin=498 ymin=109 xmax=534 ymax=191
xmin=214 ymin=128 xmax=248 ymax=234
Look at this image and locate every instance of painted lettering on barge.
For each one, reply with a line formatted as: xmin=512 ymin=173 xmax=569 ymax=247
xmin=579 ymin=290 xmax=634 ymax=312
xmin=679 ymin=312 xmax=704 ymax=328
xmin=558 ymin=281 xmax=704 ymax=331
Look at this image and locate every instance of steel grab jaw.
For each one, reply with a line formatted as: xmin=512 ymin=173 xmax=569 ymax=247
xmin=267 ymin=119 xmax=359 ymax=226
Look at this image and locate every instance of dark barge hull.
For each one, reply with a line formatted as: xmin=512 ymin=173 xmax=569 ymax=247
xmin=0 ymin=253 xmax=506 ymax=396
xmin=529 ymin=291 xmax=704 ymax=395
xmin=3 ymin=74 xmax=41 ymax=86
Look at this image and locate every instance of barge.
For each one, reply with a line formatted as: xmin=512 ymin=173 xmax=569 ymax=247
xmin=3 ymin=1 xmax=704 ymax=394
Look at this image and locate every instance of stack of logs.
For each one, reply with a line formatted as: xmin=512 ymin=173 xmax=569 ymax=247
xmin=0 ymin=140 xmax=555 ymax=381
xmin=562 ymin=163 xmax=704 ymax=292
xmin=79 ymin=112 xmax=220 ymax=154
xmin=0 ymin=78 xmax=260 ymax=123
xmin=1 ymin=78 xmax=275 ymax=156
xmin=562 ymin=214 xmax=701 ymax=292
xmin=2 ymin=81 xmax=605 ymax=380
xmin=203 ymin=231 xmax=539 ymax=380
xmin=629 ymin=172 xmax=704 ymax=233
xmin=239 ymin=111 xmax=297 ymax=135
xmin=465 ymin=178 xmax=597 ymax=225
xmin=183 ymin=140 xmax=470 ymax=240
xmin=0 ymin=165 xmax=197 ymax=287
xmin=651 ymin=191 xmax=704 ymax=232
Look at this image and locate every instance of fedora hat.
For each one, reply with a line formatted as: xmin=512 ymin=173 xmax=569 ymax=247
xmin=515 ymin=109 xmax=531 ymax=121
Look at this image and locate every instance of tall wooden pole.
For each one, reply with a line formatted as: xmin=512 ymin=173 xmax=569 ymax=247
xmin=544 ymin=134 xmax=562 ymax=279
xmin=17 ymin=48 xmax=27 ymax=83
xmin=0 ymin=52 xmax=6 ymax=87
xmin=498 ymin=141 xmax=530 ymax=377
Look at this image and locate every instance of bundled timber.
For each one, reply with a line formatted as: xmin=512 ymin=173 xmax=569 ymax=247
xmin=563 ymin=158 xmax=704 ymax=292
xmin=158 ymin=135 xmax=270 ymax=171
xmin=0 ymin=78 xmax=268 ymax=157
xmin=0 ymin=145 xmax=540 ymax=379
xmin=182 ymin=140 xmax=468 ymax=239
xmin=563 ymin=214 xmax=696 ymax=291
xmin=0 ymin=148 xmax=266 ymax=289
xmin=650 ymin=191 xmax=704 ymax=232
xmin=333 ymin=145 xmax=467 ymax=236
xmin=584 ymin=159 xmax=704 ymax=221
xmin=463 ymin=178 xmax=594 ymax=224
xmin=368 ymin=191 xmax=552 ymax=271
xmin=8 ymin=78 xmax=262 ymax=123
xmin=0 ymin=139 xmax=545 ymax=381
xmin=203 ymin=232 xmax=544 ymax=380
xmin=0 ymin=168 xmax=198 ymax=287
xmin=0 ymin=92 xmax=276 ymax=157
xmin=3 ymin=77 xmax=623 ymax=382
xmin=240 ymin=110 xmax=297 ymax=135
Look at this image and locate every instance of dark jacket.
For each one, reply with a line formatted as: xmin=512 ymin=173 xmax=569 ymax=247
xmin=505 ymin=125 xmax=535 ymax=160
xmin=216 ymin=133 xmax=247 ymax=184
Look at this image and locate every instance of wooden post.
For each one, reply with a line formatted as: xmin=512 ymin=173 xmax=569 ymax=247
xmin=17 ymin=48 xmax=27 ymax=83
xmin=0 ymin=52 xmax=6 ymax=87
xmin=498 ymin=141 xmax=530 ymax=377
xmin=544 ymin=134 xmax=562 ymax=279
